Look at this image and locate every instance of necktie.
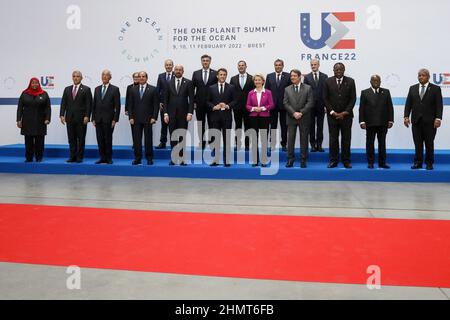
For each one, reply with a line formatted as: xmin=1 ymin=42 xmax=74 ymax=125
xmin=203 ymin=70 xmax=208 ymax=85
xmin=166 ymin=73 xmax=171 ymax=82
xmin=314 ymin=73 xmax=319 ymax=85
xmin=276 ymin=74 xmax=281 ymax=87
xmin=101 ymin=85 xmax=106 ymax=99
xmin=337 ymin=79 xmax=341 ymax=89
xmin=140 ymin=86 xmax=144 ymax=99
xmin=295 ymin=85 xmax=299 ymax=93
xmin=420 ymin=85 xmax=426 ymax=100
xmin=176 ymin=79 xmax=180 ymax=94
xmin=220 ymin=84 xmax=224 ymax=95
xmin=240 ymin=74 xmax=245 ymax=89
xmin=72 ymin=85 xmax=78 ymax=99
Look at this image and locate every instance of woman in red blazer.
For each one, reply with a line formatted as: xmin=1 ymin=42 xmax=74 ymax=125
xmin=246 ymin=74 xmax=274 ymax=166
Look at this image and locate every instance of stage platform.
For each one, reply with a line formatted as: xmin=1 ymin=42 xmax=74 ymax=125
xmin=0 ymin=144 xmax=449 ymax=183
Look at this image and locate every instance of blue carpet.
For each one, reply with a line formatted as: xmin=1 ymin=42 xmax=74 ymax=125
xmin=0 ymin=144 xmax=449 ymax=183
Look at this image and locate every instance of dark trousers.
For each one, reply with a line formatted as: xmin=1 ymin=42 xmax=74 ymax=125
xmin=412 ymin=119 xmax=437 ymax=165
xmin=250 ymin=116 xmax=270 ymax=165
xmin=287 ymin=121 xmax=310 ymax=162
xmin=24 ymin=135 xmax=45 ymax=161
xmin=133 ymin=123 xmax=153 ymax=161
xmin=195 ymin=105 xmax=211 ymax=147
xmin=270 ymin=108 xmax=287 ymax=147
xmin=366 ymin=126 xmax=388 ymax=165
xmin=67 ymin=121 xmax=87 ymax=160
xmin=95 ymin=121 xmax=114 ymax=161
xmin=168 ymin=115 xmax=188 ymax=162
xmin=233 ymin=108 xmax=250 ymax=149
xmin=310 ymin=106 xmax=325 ymax=146
xmin=159 ymin=108 xmax=169 ymax=144
xmin=211 ymin=118 xmax=232 ymax=164
xmin=328 ymin=116 xmax=352 ymax=163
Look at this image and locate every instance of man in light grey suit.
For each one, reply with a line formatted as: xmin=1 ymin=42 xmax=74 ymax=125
xmin=284 ymin=69 xmax=314 ymax=168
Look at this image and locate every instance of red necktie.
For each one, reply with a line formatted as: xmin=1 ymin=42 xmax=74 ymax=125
xmin=72 ymin=86 xmax=78 ymax=99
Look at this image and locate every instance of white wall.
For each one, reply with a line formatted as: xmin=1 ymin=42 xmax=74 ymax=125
xmin=1 ymin=0 xmax=449 ymax=148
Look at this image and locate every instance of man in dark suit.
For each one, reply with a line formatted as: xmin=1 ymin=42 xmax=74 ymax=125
xmin=125 ymin=72 xmax=140 ymax=147
xmin=303 ymin=59 xmax=328 ymax=152
xmin=60 ymin=70 xmax=93 ymax=163
xmin=284 ymin=69 xmax=314 ymax=168
xmin=265 ymin=59 xmax=291 ymax=151
xmin=207 ymin=68 xmax=237 ymax=167
xmin=323 ymin=62 xmax=357 ymax=168
xmin=91 ymin=70 xmax=121 ymax=164
xmin=163 ymin=65 xmax=194 ymax=166
xmin=128 ymin=71 xmax=159 ymax=165
xmin=192 ymin=54 xmax=218 ymax=149
xmin=359 ymin=75 xmax=394 ymax=169
xmin=156 ymin=59 xmax=174 ymax=149
xmin=230 ymin=60 xmax=254 ymax=150
xmin=404 ymin=68 xmax=443 ymax=170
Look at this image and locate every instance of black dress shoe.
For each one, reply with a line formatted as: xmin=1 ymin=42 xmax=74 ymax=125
xmin=311 ymin=146 xmax=318 ymax=152
xmin=411 ymin=163 xmax=422 ymax=169
xmin=379 ymin=163 xmax=390 ymax=169
xmin=252 ymin=163 xmax=259 ymax=167
xmin=155 ymin=143 xmax=166 ymax=149
xmin=75 ymin=159 xmax=83 ymax=163
xmin=224 ymin=163 xmax=231 ymax=167
xmin=368 ymin=163 xmax=374 ymax=169
xmin=36 ymin=158 xmax=43 ymax=163
xmin=426 ymin=164 xmax=434 ymax=170
xmin=210 ymin=162 xmax=219 ymax=167
xmin=300 ymin=161 xmax=307 ymax=168
xmin=147 ymin=159 xmax=153 ymax=165
xmin=317 ymin=145 xmax=325 ymax=152
xmin=180 ymin=161 xmax=187 ymax=166
xmin=343 ymin=162 xmax=352 ymax=169
xmin=327 ymin=161 xmax=338 ymax=168
xmin=261 ymin=163 xmax=268 ymax=167
xmin=169 ymin=161 xmax=176 ymax=166
xmin=66 ymin=158 xmax=76 ymax=163
xmin=132 ymin=159 xmax=141 ymax=165
xmin=285 ymin=160 xmax=294 ymax=168
xmin=106 ymin=160 xmax=113 ymax=165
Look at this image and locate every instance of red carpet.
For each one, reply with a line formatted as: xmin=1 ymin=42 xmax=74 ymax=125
xmin=0 ymin=203 xmax=449 ymax=288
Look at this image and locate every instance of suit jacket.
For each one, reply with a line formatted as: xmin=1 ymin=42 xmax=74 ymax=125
xmin=92 ymin=84 xmax=121 ymax=123
xmin=207 ymin=82 xmax=237 ymax=123
xmin=323 ymin=76 xmax=357 ymax=118
xmin=125 ymin=83 xmax=138 ymax=113
xmin=246 ymin=89 xmax=275 ymax=117
xmin=192 ymin=69 xmax=218 ymax=108
xmin=404 ymin=83 xmax=443 ymax=124
xmin=265 ymin=72 xmax=291 ymax=110
xmin=17 ymin=92 xmax=51 ymax=136
xmin=303 ymin=71 xmax=328 ymax=109
xmin=60 ymin=84 xmax=92 ymax=122
xmin=359 ymin=87 xmax=394 ymax=127
xmin=230 ymin=73 xmax=255 ymax=110
xmin=156 ymin=72 xmax=173 ymax=104
xmin=163 ymin=77 xmax=194 ymax=119
xmin=283 ymin=84 xmax=314 ymax=126
xmin=128 ymin=84 xmax=159 ymax=124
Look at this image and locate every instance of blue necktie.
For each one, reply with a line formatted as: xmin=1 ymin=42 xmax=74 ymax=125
xmin=140 ymin=86 xmax=144 ymax=99
xmin=240 ymin=75 xmax=245 ymax=89
xmin=203 ymin=70 xmax=208 ymax=85
xmin=101 ymin=85 xmax=106 ymax=99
